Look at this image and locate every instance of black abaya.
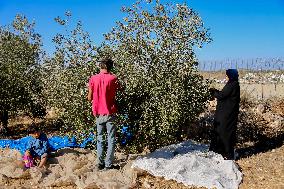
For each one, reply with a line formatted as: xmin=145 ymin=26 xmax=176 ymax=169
xmin=209 ymin=80 xmax=240 ymax=159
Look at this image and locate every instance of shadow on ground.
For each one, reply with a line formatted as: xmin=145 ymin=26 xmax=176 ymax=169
xmin=3 ymin=118 xmax=63 ymax=139
xmin=236 ymin=133 xmax=284 ymax=159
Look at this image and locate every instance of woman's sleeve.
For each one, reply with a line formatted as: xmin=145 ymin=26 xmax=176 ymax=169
xmin=213 ymin=83 xmax=234 ymax=100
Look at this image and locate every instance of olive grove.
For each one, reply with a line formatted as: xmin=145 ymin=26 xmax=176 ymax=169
xmin=0 ymin=15 xmax=45 ymax=134
xmin=1 ymin=0 xmax=212 ymax=152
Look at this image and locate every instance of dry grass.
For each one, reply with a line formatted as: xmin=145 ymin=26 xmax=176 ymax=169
xmin=238 ymin=145 xmax=284 ymax=189
xmin=2 ymin=145 xmax=283 ymax=189
xmin=1 ymin=96 xmax=283 ymax=189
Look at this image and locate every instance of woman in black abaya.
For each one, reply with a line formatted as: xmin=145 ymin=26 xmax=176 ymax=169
xmin=209 ymin=69 xmax=240 ymax=160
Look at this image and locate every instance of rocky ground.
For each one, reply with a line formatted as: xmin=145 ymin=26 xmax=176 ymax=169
xmin=134 ymin=97 xmax=284 ymax=189
xmin=0 ymin=98 xmax=283 ymax=189
xmin=1 ymin=145 xmax=283 ymax=189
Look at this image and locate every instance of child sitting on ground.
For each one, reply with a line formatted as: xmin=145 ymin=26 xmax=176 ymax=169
xmin=24 ymin=124 xmax=49 ymax=168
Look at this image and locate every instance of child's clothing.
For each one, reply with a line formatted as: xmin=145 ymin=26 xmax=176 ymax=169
xmin=23 ymin=154 xmax=34 ymax=168
xmin=26 ymin=133 xmax=49 ymax=159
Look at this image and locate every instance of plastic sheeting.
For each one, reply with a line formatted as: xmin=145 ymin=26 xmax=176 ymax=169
xmin=0 ymin=126 xmax=135 ymax=188
xmin=0 ymin=133 xmax=95 ymax=154
xmin=120 ymin=125 xmax=133 ymax=146
xmin=132 ymin=140 xmax=243 ymax=189
xmin=0 ymin=124 xmax=133 ymax=154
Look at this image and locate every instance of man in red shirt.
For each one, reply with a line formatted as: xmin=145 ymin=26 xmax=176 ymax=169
xmin=87 ymin=58 xmax=120 ymax=170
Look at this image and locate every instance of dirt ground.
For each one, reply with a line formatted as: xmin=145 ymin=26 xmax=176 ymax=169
xmin=1 ymin=96 xmax=283 ymax=189
xmin=1 ymin=144 xmax=283 ymax=189
xmin=1 ymin=121 xmax=283 ymax=189
xmin=238 ymin=145 xmax=284 ymax=189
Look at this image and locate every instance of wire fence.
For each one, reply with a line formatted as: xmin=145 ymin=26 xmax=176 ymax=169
xmin=198 ymin=58 xmax=284 ymax=99
xmin=198 ymin=58 xmax=284 ymax=71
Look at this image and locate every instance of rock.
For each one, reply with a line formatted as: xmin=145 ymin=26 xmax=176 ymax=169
xmin=256 ymin=104 xmax=266 ymax=114
xmin=269 ymin=120 xmax=283 ymax=128
xmin=0 ymin=174 xmax=8 ymax=184
xmin=263 ymin=112 xmax=283 ymax=123
xmin=143 ymin=179 xmax=152 ymax=189
xmin=115 ymin=152 xmax=128 ymax=161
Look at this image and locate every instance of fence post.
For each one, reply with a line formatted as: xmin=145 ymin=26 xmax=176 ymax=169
xmin=261 ymin=64 xmax=264 ymax=100
xmin=261 ymin=84 xmax=264 ymax=100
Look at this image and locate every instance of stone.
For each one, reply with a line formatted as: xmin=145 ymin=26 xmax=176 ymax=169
xmin=256 ymin=104 xmax=266 ymax=114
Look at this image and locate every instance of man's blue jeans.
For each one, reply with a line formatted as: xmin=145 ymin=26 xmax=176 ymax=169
xmin=96 ymin=115 xmax=116 ymax=167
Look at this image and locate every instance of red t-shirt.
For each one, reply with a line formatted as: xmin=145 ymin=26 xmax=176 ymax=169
xmin=88 ymin=70 xmax=119 ymax=116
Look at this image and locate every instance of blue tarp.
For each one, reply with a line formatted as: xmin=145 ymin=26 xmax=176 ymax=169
xmin=120 ymin=125 xmax=133 ymax=146
xmin=0 ymin=124 xmax=133 ymax=154
xmin=0 ymin=133 xmax=95 ymax=155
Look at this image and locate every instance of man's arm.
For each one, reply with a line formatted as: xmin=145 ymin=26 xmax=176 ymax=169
xmin=87 ymin=87 xmax=93 ymax=102
xmin=87 ymin=77 xmax=93 ymax=102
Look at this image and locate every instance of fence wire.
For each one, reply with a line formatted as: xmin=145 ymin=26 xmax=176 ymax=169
xmin=198 ymin=58 xmax=284 ymax=99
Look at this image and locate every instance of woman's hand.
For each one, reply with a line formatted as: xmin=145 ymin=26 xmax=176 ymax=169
xmin=209 ymin=88 xmax=216 ymax=100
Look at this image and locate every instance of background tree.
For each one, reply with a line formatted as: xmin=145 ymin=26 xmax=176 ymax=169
xmin=101 ymin=0 xmax=212 ymax=151
xmin=0 ymin=15 xmax=44 ymax=134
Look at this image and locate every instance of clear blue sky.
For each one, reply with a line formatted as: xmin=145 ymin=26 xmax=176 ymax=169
xmin=1 ymin=0 xmax=284 ymax=61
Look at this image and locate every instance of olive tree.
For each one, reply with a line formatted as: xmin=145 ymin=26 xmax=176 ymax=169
xmin=0 ymin=15 xmax=44 ymax=133
xmin=43 ymin=1 xmax=212 ymax=151
xmin=42 ymin=12 xmax=97 ymax=139
xmin=102 ymin=0 xmax=212 ymax=151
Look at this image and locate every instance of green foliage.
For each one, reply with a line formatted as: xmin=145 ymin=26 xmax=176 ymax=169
xmin=41 ymin=1 xmax=212 ymax=151
xmin=101 ymin=0 xmax=212 ymax=151
xmin=42 ymin=12 xmax=97 ymax=140
xmin=34 ymin=1 xmax=212 ymax=152
xmin=0 ymin=15 xmax=44 ymax=117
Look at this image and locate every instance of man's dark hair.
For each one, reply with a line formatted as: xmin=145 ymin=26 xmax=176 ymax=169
xmin=99 ymin=58 xmax=114 ymax=71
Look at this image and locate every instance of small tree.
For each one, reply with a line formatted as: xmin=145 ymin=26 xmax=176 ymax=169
xmin=102 ymin=0 xmax=212 ymax=151
xmin=0 ymin=15 xmax=44 ymax=132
